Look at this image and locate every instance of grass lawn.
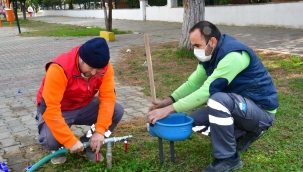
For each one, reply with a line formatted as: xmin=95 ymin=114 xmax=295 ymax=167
xmin=32 ymin=41 xmax=303 ymax=171
xmin=0 ymin=19 xmax=131 ymax=36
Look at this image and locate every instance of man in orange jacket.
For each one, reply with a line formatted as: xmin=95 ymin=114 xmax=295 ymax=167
xmin=36 ymin=37 xmax=124 ymax=164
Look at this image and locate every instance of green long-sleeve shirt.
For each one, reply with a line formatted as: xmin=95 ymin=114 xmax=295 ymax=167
xmin=171 ymin=51 xmax=277 ymax=114
xmin=172 ymin=51 xmax=250 ymax=112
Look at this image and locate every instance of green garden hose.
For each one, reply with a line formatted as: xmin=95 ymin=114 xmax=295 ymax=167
xmin=26 ymin=142 xmax=90 ymax=172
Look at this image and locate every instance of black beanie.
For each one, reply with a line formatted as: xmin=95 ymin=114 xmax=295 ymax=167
xmin=78 ymin=37 xmax=110 ymax=68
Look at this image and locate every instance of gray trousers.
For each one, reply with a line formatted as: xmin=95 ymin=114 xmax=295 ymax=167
xmin=37 ymin=97 xmax=124 ymax=150
xmin=190 ymin=92 xmax=275 ymax=159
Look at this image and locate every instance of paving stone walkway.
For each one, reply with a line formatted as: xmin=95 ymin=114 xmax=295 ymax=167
xmin=0 ymin=16 xmax=302 ymax=171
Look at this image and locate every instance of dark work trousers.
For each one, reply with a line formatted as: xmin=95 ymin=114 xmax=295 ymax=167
xmin=190 ymin=92 xmax=275 ymax=159
xmin=36 ymin=97 xmax=124 ymax=151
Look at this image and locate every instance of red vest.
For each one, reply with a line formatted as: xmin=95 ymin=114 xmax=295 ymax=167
xmin=36 ymin=46 xmax=108 ymax=111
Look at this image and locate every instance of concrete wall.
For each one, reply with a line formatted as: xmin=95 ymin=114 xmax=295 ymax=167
xmin=145 ymin=6 xmax=183 ymax=22
xmin=207 ymin=2 xmax=303 ymax=28
xmin=42 ymin=1 xmax=303 ymax=29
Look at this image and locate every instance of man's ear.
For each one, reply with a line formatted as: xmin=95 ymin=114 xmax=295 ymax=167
xmin=209 ymin=37 xmax=218 ymax=48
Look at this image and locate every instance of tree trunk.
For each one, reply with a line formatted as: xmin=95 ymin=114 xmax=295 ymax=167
xmin=102 ymin=0 xmax=112 ymax=31
xmin=102 ymin=0 xmax=108 ymax=30
xmin=108 ymin=0 xmax=112 ymax=31
xmin=21 ymin=0 xmax=26 ymax=20
xmin=69 ymin=0 xmax=73 ymax=9
xmin=179 ymin=0 xmax=205 ymax=50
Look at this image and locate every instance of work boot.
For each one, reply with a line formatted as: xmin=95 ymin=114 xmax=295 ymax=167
xmin=202 ymin=153 xmax=243 ymax=172
xmin=85 ymin=147 xmax=104 ymax=162
xmin=236 ymin=131 xmax=264 ymax=152
xmin=50 ymin=152 xmax=66 ymax=164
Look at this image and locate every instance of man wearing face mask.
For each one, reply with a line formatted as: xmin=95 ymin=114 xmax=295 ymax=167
xmin=35 ymin=37 xmax=124 ymax=164
xmin=147 ymin=21 xmax=278 ymax=172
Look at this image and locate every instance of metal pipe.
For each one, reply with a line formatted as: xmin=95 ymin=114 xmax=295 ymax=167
xmin=106 ymin=142 xmax=112 ymax=168
xmin=26 ymin=135 xmax=133 ymax=171
xmin=103 ymin=135 xmax=133 ymax=168
xmin=104 ymin=135 xmax=133 ymax=144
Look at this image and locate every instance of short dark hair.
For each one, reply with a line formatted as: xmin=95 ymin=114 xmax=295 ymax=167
xmin=189 ymin=21 xmax=221 ymax=43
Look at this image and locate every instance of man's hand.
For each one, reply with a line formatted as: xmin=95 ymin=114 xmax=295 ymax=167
xmin=147 ymin=105 xmax=176 ymax=124
xmin=148 ymin=97 xmax=173 ymax=112
xmin=89 ymin=132 xmax=105 ymax=153
xmin=69 ymin=141 xmax=84 ymax=153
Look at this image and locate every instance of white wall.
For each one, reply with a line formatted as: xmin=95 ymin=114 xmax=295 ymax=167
xmin=206 ymin=2 xmax=303 ymax=28
xmin=41 ymin=9 xmax=141 ymax=20
xmin=112 ymin=9 xmax=142 ymax=20
xmin=146 ymin=6 xmax=183 ymax=22
xmin=42 ymin=1 xmax=303 ymax=29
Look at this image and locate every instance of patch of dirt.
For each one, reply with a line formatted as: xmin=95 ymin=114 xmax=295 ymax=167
xmin=253 ymin=49 xmax=290 ymax=58
xmin=116 ymin=41 xmax=197 ymax=99
xmin=117 ymin=41 xmax=180 ymax=86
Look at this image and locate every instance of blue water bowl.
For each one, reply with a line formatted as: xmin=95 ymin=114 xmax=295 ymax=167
xmin=149 ymin=112 xmax=194 ymax=141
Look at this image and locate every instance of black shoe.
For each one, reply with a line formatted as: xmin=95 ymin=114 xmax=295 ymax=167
xmin=80 ymin=135 xmax=90 ymax=143
xmin=236 ymin=131 xmax=264 ymax=152
xmin=202 ymin=153 xmax=243 ymax=172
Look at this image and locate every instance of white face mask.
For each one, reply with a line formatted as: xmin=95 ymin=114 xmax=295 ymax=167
xmin=194 ymin=42 xmax=213 ymax=62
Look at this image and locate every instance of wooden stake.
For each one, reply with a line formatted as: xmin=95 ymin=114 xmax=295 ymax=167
xmin=144 ymin=34 xmax=156 ymax=102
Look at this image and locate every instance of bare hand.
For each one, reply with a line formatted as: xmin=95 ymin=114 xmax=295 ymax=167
xmin=149 ymin=97 xmax=173 ymax=112
xmin=148 ymin=100 xmax=165 ymax=112
xmin=89 ymin=132 xmax=105 ymax=153
xmin=147 ymin=105 xmax=175 ymax=124
xmin=69 ymin=141 xmax=84 ymax=153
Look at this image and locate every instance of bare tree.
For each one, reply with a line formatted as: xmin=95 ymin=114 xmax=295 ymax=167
xmin=20 ymin=0 xmax=26 ymax=20
xmin=68 ymin=0 xmax=73 ymax=9
xmin=179 ymin=0 xmax=205 ymax=50
xmin=102 ymin=0 xmax=113 ymax=31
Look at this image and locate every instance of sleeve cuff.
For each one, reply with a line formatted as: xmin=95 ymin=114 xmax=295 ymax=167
xmin=94 ymin=127 xmax=106 ymax=136
xmin=172 ymin=103 xmax=181 ymax=113
xmin=169 ymin=95 xmax=176 ymax=103
xmin=63 ymin=136 xmax=79 ymax=149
